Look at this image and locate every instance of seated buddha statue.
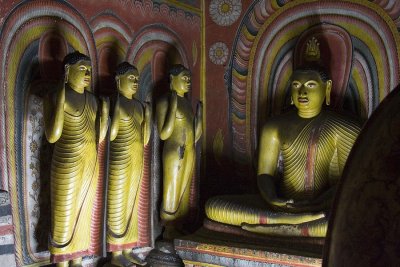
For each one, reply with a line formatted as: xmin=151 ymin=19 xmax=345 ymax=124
xmin=43 ymin=51 xmax=109 ymax=266
xmin=107 ymin=62 xmax=151 ymax=267
xmin=205 ymin=67 xmax=361 ymax=237
xmin=156 ymin=64 xmax=202 ymax=238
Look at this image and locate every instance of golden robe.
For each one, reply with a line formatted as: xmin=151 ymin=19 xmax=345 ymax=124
xmin=107 ymin=101 xmax=144 ymax=251
xmin=206 ymin=110 xmax=360 ymax=231
xmin=49 ymin=91 xmax=99 ymax=262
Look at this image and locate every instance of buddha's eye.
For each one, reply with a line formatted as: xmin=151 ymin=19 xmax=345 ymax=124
xmin=79 ymin=66 xmax=87 ymax=71
xmin=292 ymin=82 xmax=301 ymax=89
xmin=305 ymin=81 xmax=317 ymax=88
xmin=128 ymin=75 xmax=138 ymax=81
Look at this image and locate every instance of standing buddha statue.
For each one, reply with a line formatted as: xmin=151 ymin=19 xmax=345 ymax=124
xmin=106 ymin=62 xmax=151 ymax=266
xmin=44 ymin=51 xmax=109 ymax=266
xmin=156 ymin=64 xmax=202 ymax=239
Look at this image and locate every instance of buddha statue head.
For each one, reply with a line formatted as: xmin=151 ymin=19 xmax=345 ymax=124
xmin=115 ymin=62 xmax=139 ymax=99
xmin=291 ymin=67 xmax=332 ymax=118
xmin=63 ymin=51 xmax=91 ymax=94
xmin=169 ymin=64 xmax=191 ymax=97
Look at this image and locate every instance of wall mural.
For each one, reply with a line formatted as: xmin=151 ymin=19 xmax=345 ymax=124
xmin=209 ymin=0 xmax=242 ymax=26
xmin=209 ymin=42 xmax=229 ymax=65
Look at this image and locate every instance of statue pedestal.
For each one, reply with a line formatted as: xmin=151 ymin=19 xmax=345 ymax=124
xmin=146 ymin=240 xmax=184 ymax=267
xmin=175 ymin=220 xmax=323 ymax=267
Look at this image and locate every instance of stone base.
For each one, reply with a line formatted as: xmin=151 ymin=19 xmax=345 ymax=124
xmin=174 ymin=220 xmax=324 ymax=267
xmin=146 ymin=241 xmax=184 ymax=267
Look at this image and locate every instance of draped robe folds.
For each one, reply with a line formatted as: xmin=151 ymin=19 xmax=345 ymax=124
xmin=161 ymin=96 xmax=195 ymax=221
xmin=49 ymin=91 xmax=99 ymax=261
xmin=206 ymin=110 xmax=360 ymax=233
xmin=107 ymin=101 xmax=144 ymax=251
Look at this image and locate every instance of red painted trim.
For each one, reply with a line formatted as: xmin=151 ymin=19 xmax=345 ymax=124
xmin=51 ymin=249 xmax=89 ymax=263
xmin=107 ymin=242 xmax=139 ymax=252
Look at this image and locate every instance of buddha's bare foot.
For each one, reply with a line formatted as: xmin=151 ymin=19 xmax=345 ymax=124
xmin=111 ymin=254 xmax=134 ymax=267
xmin=123 ymin=249 xmax=147 ymax=266
xmin=55 ymin=261 xmax=69 ymax=267
xmin=70 ymin=257 xmax=83 ymax=267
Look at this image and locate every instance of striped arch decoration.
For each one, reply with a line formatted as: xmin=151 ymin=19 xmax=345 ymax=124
xmin=127 ymin=24 xmax=190 ymax=100
xmin=91 ymin=12 xmax=133 ymax=49
xmin=91 ymin=12 xmax=132 ymax=95
xmin=0 ymin=1 xmax=98 ymax=265
xmin=127 ymin=24 xmax=190 ymax=70
xmin=227 ymin=0 xmax=400 ymax=171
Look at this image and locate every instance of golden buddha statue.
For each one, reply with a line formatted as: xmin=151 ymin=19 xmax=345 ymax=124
xmin=43 ymin=51 xmax=109 ymax=267
xmin=156 ymin=64 xmax=202 ymax=238
xmin=106 ymin=62 xmax=151 ymax=266
xmin=205 ymin=67 xmax=361 ymax=237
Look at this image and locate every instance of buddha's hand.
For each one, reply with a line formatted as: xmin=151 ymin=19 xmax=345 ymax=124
xmin=56 ymin=85 xmax=66 ymax=109
xmin=196 ymin=101 xmax=203 ymax=118
xmin=170 ymin=90 xmax=178 ymax=110
xmin=144 ymin=101 xmax=152 ymax=125
xmin=100 ymin=96 xmax=110 ymax=116
xmin=144 ymin=101 xmax=151 ymax=117
xmin=269 ymin=198 xmax=294 ymax=209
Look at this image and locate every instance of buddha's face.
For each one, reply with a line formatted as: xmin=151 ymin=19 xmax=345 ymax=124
xmin=171 ymin=71 xmax=191 ymax=96
xmin=291 ymin=70 xmax=332 ymax=118
xmin=117 ymin=69 xmax=139 ymax=98
xmin=66 ymin=60 xmax=91 ymax=92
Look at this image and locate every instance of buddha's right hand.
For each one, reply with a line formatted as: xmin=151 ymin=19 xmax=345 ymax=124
xmin=44 ymin=85 xmax=65 ymax=143
xmin=100 ymin=96 xmax=110 ymax=115
xmin=144 ymin=101 xmax=152 ymax=123
xmin=56 ymin=85 xmax=65 ymax=109
xmin=269 ymin=198 xmax=294 ymax=209
xmin=170 ymin=90 xmax=178 ymax=109
xmin=196 ymin=101 xmax=203 ymax=118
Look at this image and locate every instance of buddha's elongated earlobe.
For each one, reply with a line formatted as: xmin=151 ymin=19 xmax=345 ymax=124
xmin=170 ymin=74 xmax=174 ymax=90
xmin=64 ymin=65 xmax=69 ymax=84
xmin=291 ymin=96 xmax=294 ymax=105
xmin=326 ymin=98 xmax=330 ymax=106
xmin=325 ymin=80 xmax=332 ymax=106
xmin=116 ymin=77 xmax=120 ymax=91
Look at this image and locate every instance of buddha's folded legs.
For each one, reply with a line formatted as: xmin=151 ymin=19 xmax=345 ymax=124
xmin=242 ymin=217 xmax=327 ymax=237
xmin=205 ymin=194 xmax=325 ymax=227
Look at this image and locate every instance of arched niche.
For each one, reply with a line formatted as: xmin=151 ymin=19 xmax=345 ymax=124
xmin=38 ymin=31 xmax=69 ymax=81
xmin=92 ymin=12 xmax=132 ymax=96
xmin=0 ymin=1 xmax=98 ymax=265
xmin=127 ymin=24 xmax=190 ymax=102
